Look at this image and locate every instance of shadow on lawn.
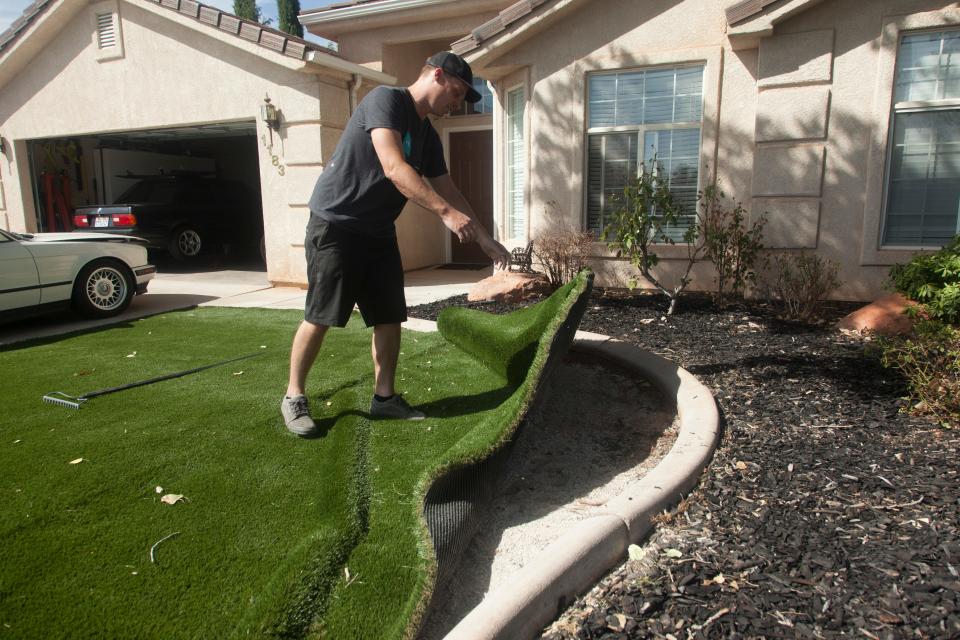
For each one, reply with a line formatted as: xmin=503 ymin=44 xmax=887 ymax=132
xmin=0 ymin=304 xmax=209 ymax=352
xmin=297 ymin=386 xmax=518 ymax=438
xmin=415 ymin=385 xmax=516 ymax=419
xmin=303 ymin=410 xmax=367 ymax=440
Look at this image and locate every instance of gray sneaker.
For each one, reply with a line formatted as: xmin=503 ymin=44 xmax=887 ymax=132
xmin=370 ymin=394 xmax=425 ymax=420
xmin=280 ymin=395 xmax=318 ymax=436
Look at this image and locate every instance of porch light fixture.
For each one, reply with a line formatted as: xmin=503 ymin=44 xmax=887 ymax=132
xmin=260 ymin=95 xmax=280 ymax=131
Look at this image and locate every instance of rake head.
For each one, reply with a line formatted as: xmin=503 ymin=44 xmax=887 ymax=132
xmin=42 ymin=392 xmax=86 ymax=410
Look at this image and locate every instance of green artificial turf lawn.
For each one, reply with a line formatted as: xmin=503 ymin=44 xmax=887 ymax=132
xmin=0 ymin=271 xmax=591 ymax=639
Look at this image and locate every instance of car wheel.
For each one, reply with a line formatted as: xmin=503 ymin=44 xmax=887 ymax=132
xmin=169 ymin=226 xmax=203 ymax=260
xmin=72 ymin=260 xmax=134 ymax=318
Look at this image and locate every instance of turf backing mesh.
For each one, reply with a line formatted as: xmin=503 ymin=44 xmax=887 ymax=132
xmin=421 ymin=270 xmax=594 ymax=604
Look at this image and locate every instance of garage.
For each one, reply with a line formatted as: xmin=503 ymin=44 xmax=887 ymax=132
xmin=0 ymin=0 xmax=394 ymax=285
xmin=25 ymin=121 xmax=263 ymax=268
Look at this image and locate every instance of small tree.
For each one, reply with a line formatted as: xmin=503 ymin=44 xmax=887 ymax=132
xmin=532 ymin=201 xmax=593 ymax=290
xmin=233 ymin=0 xmax=271 ymax=25
xmin=601 ymin=157 xmax=704 ymax=315
xmin=697 ymin=184 xmax=767 ymax=306
xmin=277 ymin=0 xmax=303 ymax=37
xmin=762 ymin=251 xmax=840 ymax=322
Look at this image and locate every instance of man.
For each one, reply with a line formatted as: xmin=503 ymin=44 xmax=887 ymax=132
xmin=281 ymin=51 xmax=511 ymax=436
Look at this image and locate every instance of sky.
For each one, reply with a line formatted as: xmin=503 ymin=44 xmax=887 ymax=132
xmin=0 ymin=1 xmax=342 ymax=44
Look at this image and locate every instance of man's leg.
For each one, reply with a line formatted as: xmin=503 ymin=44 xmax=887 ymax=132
xmin=281 ymin=320 xmax=329 ymax=436
xmin=287 ymin=320 xmax=329 ymax=397
xmin=363 ymin=236 xmax=422 ymax=419
xmin=371 ymin=323 xmax=401 ymax=397
xmin=369 ymin=323 xmax=424 ymax=420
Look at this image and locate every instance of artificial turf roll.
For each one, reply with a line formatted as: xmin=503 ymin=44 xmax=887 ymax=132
xmin=436 ymin=276 xmax=581 ymax=384
xmin=416 ymin=270 xmax=594 ymax=627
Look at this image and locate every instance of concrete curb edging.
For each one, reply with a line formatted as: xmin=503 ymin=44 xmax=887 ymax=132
xmin=441 ymin=330 xmax=721 ymax=640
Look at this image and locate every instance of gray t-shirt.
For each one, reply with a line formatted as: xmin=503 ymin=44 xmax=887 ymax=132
xmin=307 ymin=85 xmax=448 ymax=238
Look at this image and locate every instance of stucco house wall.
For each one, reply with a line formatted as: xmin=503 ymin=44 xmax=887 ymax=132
xmin=0 ymin=0 xmax=389 ymax=286
xmin=452 ymin=0 xmax=960 ymax=300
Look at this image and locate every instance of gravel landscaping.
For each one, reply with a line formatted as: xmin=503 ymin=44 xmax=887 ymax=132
xmin=408 ymin=289 xmax=960 ymax=640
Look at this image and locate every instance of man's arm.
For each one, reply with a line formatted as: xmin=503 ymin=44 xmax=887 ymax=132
xmin=427 ymin=174 xmax=510 ymax=267
xmin=371 ymin=128 xmax=510 ymax=268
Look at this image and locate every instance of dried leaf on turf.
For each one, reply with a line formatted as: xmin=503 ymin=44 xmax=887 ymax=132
xmin=160 ymin=494 xmax=185 ymax=505
xmin=69 ymin=458 xmax=84 ymax=464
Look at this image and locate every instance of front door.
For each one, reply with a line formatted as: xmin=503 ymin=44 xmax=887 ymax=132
xmin=448 ymin=130 xmax=493 ymax=265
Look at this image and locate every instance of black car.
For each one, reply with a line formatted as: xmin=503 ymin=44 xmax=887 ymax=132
xmin=72 ymin=175 xmax=265 ymax=261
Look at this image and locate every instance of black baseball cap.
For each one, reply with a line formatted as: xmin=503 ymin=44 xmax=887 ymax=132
xmin=426 ymin=51 xmax=482 ymax=103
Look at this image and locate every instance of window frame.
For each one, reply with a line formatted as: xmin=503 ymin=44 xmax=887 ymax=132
xmin=583 ymin=63 xmax=706 ymax=239
xmin=880 ymin=28 xmax=960 ymax=249
xmin=450 ymin=78 xmax=494 ymax=117
xmin=861 ymin=8 xmax=960 ymax=267
xmin=504 ymin=83 xmax=527 ymax=243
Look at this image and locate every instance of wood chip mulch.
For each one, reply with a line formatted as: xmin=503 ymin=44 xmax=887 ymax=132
xmin=407 ymin=289 xmax=960 ymax=640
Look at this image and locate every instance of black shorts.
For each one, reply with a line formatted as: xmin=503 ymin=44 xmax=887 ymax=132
xmin=303 ymin=216 xmax=407 ymax=328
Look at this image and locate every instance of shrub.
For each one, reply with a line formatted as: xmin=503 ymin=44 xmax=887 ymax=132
xmin=601 ymin=157 xmax=704 ymax=315
xmin=879 ymin=318 xmax=960 ymax=428
xmin=889 ymin=235 xmax=960 ymax=324
xmin=533 ymin=221 xmax=594 ymax=290
xmin=697 ymin=184 xmax=767 ymax=306
xmin=762 ymin=251 xmax=840 ymax=322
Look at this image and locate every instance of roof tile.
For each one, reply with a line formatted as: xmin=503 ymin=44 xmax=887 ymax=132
xmin=198 ymin=6 xmax=221 ymax=26
xmin=0 ymin=0 xmax=52 ymax=54
xmin=178 ymin=0 xmax=201 ymax=18
xmin=453 ymin=0 xmax=556 ymax=55
xmin=260 ymin=31 xmax=286 ymax=53
xmin=1 ymin=0 xmax=335 ymax=64
xmin=218 ymin=14 xmax=242 ymax=35
xmin=726 ymin=0 xmax=779 ymax=25
xmin=239 ymin=21 xmax=262 ymax=43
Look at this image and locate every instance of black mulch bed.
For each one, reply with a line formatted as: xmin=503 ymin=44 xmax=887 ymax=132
xmin=407 ymin=290 xmax=960 ymax=640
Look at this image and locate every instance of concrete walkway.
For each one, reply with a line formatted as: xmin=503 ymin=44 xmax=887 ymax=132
xmin=0 ymin=264 xmax=490 ymax=346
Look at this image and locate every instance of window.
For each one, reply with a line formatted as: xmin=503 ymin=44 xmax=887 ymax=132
xmin=586 ymin=65 xmax=704 ymax=237
xmin=506 ymin=87 xmax=526 ymax=240
xmin=883 ymin=30 xmax=960 ymax=246
xmin=451 ymin=78 xmax=494 ymax=116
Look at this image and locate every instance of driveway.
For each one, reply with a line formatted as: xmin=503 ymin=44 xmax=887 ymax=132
xmin=0 ymin=264 xmax=491 ymax=346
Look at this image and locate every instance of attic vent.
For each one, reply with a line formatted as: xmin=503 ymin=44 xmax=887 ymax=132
xmin=96 ymin=13 xmax=115 ymax=48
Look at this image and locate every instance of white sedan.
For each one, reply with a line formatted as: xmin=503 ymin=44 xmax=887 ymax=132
xmin=0 ymin=228 xmax=156 ymax=321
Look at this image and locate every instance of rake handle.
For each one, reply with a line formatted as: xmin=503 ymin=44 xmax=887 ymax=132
xmin=42 ymin=352 xmax=264 ymax=409
xmin=82 ymin=352 xmax=263 ymax=400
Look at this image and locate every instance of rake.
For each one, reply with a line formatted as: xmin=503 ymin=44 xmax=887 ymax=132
xmin=41 ymin=352 xmax=264 ymax=409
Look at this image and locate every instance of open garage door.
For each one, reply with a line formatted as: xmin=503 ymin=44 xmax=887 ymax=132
xmin=26 ymin=120 xmax=265 ymax=271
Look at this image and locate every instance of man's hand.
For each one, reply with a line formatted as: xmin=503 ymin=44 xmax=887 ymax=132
xmin=478 ymin=235 xmax=511 ymax=271
xmin=442 ymin=209 xmax=479 ymax=244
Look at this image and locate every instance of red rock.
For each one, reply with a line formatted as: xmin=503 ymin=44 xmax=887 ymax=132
xmin=836 ymin=293 xmax=917 ymax=336
xmin=467 ymin=271 xmax=551 ymax=303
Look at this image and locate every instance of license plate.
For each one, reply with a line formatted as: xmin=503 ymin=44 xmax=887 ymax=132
xmin=94 ymin=216 xmax=109 ymax=228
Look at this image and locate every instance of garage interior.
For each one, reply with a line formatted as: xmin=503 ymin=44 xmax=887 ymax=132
xmin=26 ymin=120 xmax=264 ymax=270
